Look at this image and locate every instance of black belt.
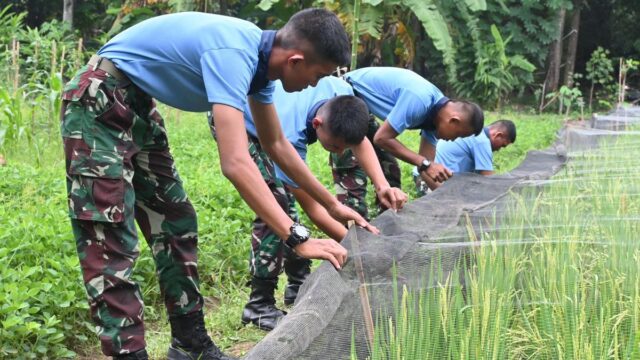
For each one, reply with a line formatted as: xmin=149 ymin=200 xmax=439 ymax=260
xmin=88 ymin=55 xmax=128 ymax=84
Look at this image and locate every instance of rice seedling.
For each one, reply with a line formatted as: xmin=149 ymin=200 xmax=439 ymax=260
xmin=359 ymin=133 xmax=640 ymax=359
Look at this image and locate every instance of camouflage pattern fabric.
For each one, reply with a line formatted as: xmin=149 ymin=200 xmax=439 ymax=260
xmin=413 ymin=171 xmax=429 ymax=197
xmin=61 ymin=64 xmax=203 ymax=356
xmin=208 ymin=117 xmax=311 ymax=281
xmin=330 ymin=116 xmax=401 ymax=220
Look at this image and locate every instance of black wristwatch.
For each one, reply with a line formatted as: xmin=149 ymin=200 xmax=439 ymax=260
xmin=418 ymin=158 xmax=431 ymax=173
xmin=285 ymin=223 xmax=311 ymax=249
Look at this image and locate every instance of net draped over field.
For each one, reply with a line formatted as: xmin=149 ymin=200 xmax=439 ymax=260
xmin=245 ymin=106 xmax=640 ymax=360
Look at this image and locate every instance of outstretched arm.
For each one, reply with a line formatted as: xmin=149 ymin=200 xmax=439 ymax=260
xmin=249 ymin=99 xmax=378 ymax=234
xmin=289 ymin=186 xmax=348 ymax=242
xmin=373 ymin=120 xmax=424 ymax=166
xmin=350 ymin=138 xmax=408 ymax=211
xmin=213 ymin=103 xmax=347 ymax=269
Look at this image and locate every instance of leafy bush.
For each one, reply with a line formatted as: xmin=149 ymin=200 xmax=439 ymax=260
xmin=454 ymin=24 xmax=536 ymax=110
xmin=586 ymin=47 xmax=616 ymax=110
xmin=0 ymin=163 xmax=89 ymax=359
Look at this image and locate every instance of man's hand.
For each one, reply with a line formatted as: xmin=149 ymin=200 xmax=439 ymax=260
xmin=376 ymin=186 xmax=408 ymax=212
xmin=424 ymin=162 xmax=452 ymax=183
xmin=294 ymin=238 xmax=348 ymax=270
xmin=328 ymin=202 xmax=380 ymax=234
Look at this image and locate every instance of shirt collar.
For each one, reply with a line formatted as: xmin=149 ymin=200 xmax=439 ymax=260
xmin=248 ymin=30 xmax=276 ymax=95
xmin=424 ymin=96 xmax=450 ymax=129
xmin=483 ymin=127 xmax=490 ymax=137
xmin=304 ymin=99 xmax=329 ymax=145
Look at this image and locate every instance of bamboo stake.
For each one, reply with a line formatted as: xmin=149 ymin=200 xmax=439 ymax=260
xmin=347 ymin=220 xmax=375 ymax=347
xmin=60 ymin=45 xmax=66 ymax=75
xmin=51 ymin=40 xmax=57 ymax=76
xmin=350 ymin=0 xmax=361 ymax=71
xmin=11 ymin=39 xmax=20 ymax=92
xmin=76 ymin=38 xmax=83 ymax=70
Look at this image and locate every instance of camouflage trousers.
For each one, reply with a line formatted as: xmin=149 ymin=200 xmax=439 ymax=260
xmin=61 ymin=63 xmax=203 ymax=356
xmin=208 ymin=118 xmax=311 ymax=281
xmin=412 ymin=169 xmax=430 ymax=197
xmin=330 ymin=116 xmax=401 ymax=220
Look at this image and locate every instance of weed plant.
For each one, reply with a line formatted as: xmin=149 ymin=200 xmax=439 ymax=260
xmin=359 ymin=133 xmax=640 ymax=359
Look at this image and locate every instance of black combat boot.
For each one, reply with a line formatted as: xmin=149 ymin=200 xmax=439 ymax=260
xmin=241 ymin=277 xmax=286 ymax=331
xmin=114 ymin=349 xmax=149 ymax=360
xmin=283 ymin=257 xmax=311 ymax=306
xmin=167 ymin=310 xmax=237 ymax=360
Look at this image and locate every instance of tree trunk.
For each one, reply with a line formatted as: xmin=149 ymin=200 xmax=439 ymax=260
xmin=63 ymin=0 xmax=74 ymax=27
xmin=545 ymin=7 xmax=566 ymax=93
xmin=563 ymin=5 xmax=581 ymax=87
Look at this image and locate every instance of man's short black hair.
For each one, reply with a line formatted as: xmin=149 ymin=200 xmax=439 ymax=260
xmin=452 ymin=99 xmax=484 ymax=136
xmin=319 ymin=95 xmax=369 ymax=144
xmin=280 ymin=8 xmax=350 ymax=66
xmin=490 ymin=119 xmax=517 ymax=143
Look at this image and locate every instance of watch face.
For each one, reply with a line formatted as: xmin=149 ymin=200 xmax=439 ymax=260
xmin=293 ymin=225 xmax=310 ymax=238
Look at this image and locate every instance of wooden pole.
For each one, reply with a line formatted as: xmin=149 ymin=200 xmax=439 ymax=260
xmin=350 ymin=0 xmax=361 ymax=71
xmin=347 ymin=220 xmax=375 ymax=347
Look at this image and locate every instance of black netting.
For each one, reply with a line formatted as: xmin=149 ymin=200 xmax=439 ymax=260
xmin=245 ymin=106 xmax=640 ymax=360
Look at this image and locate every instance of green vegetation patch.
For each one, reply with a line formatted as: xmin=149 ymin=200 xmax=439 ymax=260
xmin=361 ymin=132 xmax=640 ymax=359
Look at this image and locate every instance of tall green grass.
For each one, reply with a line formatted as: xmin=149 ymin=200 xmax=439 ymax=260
xmin=359 ymin=133 xmax=640 ymax=359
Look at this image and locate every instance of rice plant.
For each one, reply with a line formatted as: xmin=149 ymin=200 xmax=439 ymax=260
xmin=358 ymin=133 xmax=640 ymax=359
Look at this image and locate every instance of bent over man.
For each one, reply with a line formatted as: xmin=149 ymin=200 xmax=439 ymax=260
xmin=61 ymin=9 xmax=371 ymax=360
xmin=331 ymin=67 xmax=484 ymax=218
xmin=413 ymin=119 xmax=517 ymax=194
xmin=216 ymin=76 xmax=406 ymax=331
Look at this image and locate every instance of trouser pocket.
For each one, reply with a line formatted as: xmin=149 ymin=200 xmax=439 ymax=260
xmin=67 ymin=147 xmax=126 ymax=223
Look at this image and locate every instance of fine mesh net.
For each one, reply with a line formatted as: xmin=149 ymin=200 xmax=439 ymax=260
xmin=245 ymin=106 xmax=640 ymax=360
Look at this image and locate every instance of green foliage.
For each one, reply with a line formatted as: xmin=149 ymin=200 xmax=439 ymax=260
xmin=585 ymin=47 xmax=616 ymax=110
xmin=0 ymin=7 xmax=82 ymax=159
xmin=0 ymin=94 xmax=562 ymax=357
xmin=104 ymin=3 xmax=170 ymax=42
xmin=16 ymin=19 xmax=84 ymax=82
xmin=0 ymin=5 xmax=25 ymax=46
xmin=490 ymin=112 xmax=563 ymax=173
xmin=404 ymin=0 xmax=456 ymax=82
xmin=363 ymin=132 xmax=640 ymax=359
xmin=546 ymin=85 xmax=582 ymax=116
xmin=586 ymin=47 xmax=614 ymax=88
xmin=455 ymin=24 xmax=536 ymax=110
xmin=0 ymin=163 xmax=88 ymax=359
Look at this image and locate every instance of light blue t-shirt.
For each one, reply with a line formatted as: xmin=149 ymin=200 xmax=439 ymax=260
xmin=244 ymin=77 xmax=354 ymax=188
xmin=344 ymin=67 xmax=447 ymax=145
xmin=435 ymin=127 xmax=493 ymax=173
xmin=99 ymin=12 xmax=274 ymax=112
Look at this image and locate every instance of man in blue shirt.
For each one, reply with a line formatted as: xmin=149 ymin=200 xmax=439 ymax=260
xmin=413 ymin=119 xmax=517 ymax=194
xmin=331 ymin=67 xmax=484 ymax=218
xmin=223 ymin=77 xmax=406 ymax=331
xmin=60 ymin=9 xmax=369 ymax=360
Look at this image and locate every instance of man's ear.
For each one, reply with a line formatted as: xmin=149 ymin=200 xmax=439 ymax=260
xmin=287 ymin=53 xmax=305 ymax=66
xmin=312 ymin=117 xmax=322 ymax=129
